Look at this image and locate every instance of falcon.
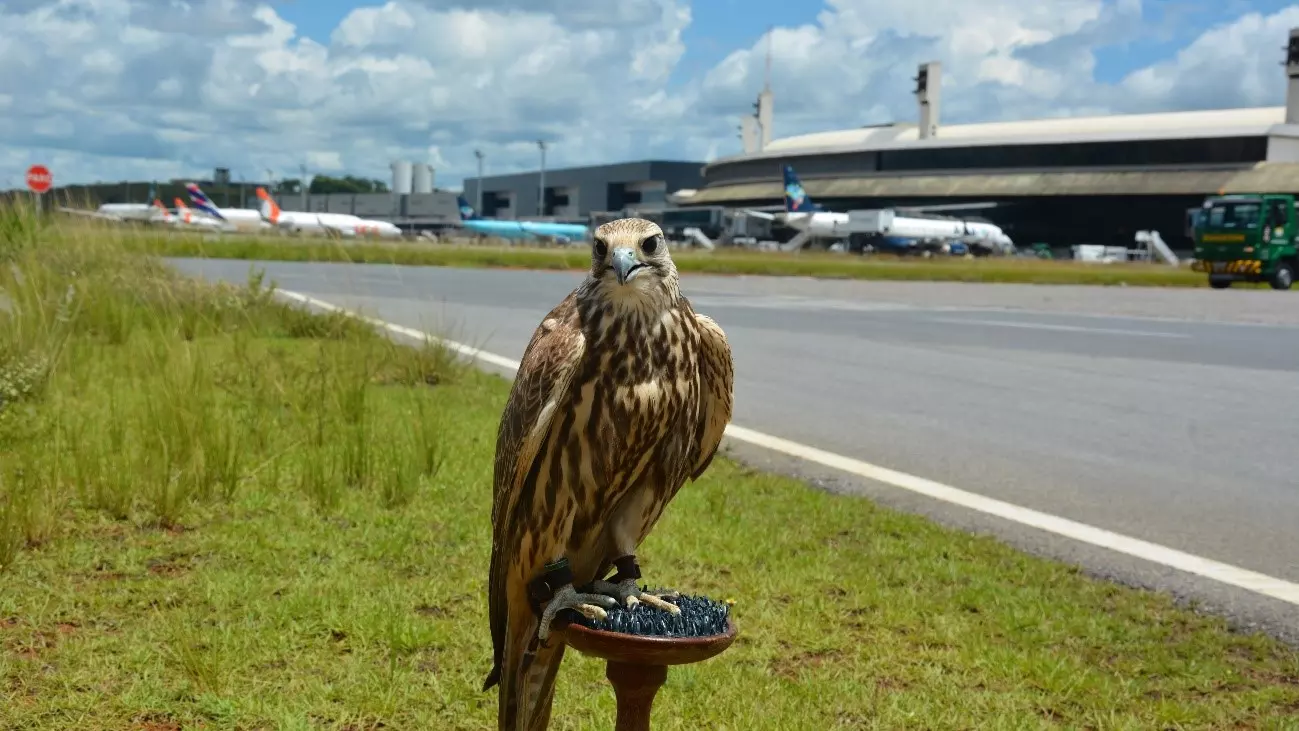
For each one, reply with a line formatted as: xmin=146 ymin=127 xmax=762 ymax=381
xmin=482 ymin=218 xmax=734 ymax=731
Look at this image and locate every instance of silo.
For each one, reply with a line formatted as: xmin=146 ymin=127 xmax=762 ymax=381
xmin=412 ymin=163 xmax=434 ymax=194
xmin=390 ymin=160 xmax=413 ymax=195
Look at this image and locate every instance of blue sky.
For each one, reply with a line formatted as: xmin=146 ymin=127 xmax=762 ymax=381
xmin=2 ymin=0 xmax=1297 ymax=188
xmin=1090 ymin=0 xmax=1299 ymax=81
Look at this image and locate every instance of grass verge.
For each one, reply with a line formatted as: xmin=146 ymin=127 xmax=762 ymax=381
xmin=3 ymin=206 xmax=1298 ymax=729
xmin=125 ymin=224 xmax=1221 ymax=288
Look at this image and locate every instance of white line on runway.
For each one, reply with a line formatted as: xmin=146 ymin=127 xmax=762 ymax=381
xmin=926 ymin=317 xmax=1191 ymax=338
xmin=275 ymin=288 xmax=1299 ymax=607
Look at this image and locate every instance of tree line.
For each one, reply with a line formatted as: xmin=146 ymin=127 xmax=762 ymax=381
xmin=273 ymin=175 xmax=390 ymax=195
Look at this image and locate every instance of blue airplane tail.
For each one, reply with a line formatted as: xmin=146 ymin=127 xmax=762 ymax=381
xmin=456 ymin=195 xmax=480 ymax=220
xmin=186 ymin=182 xmax=226 ymax=221
xmin=782 ymin=165 xmax=820 ymax=213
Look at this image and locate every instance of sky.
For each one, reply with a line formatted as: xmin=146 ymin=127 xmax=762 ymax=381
xmin=2 ymin=0 xmax=1299 ymax=191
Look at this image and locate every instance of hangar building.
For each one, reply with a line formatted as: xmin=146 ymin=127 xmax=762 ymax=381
xmin=462 ymin=160 xmax=704 ymax=221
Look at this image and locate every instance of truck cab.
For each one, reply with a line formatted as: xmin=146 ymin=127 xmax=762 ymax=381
xmin=1191 ymin=194 xmax=1297 ymax=290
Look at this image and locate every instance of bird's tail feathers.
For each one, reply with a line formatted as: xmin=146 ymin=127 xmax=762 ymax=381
xmin=497 ymin=606 xmax=566 ymax=731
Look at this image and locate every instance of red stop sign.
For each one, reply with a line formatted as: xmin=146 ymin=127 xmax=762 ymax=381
xmin=26 ymin=165 xmax=52 ymax=194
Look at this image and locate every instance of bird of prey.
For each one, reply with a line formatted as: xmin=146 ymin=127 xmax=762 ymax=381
xmin=483 ymin=218 xmax=734 ymax=731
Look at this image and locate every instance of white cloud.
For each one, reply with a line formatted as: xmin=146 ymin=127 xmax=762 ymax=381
xmin=1117 ymin=6 xmax=1299 ymax=111
xmin=0 ymin=0 xmax=1296 ymax=192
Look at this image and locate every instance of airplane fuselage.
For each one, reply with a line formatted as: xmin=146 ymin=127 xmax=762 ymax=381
xmin=461 ymin=219 xmax=589 ymax=243
xmin=96 ymin=203 xmax=156 ymax=221
xmin=273 ymin=210 xmax=402 ymax=238
xmin=783 ymin=211 xmax=852 ymax=238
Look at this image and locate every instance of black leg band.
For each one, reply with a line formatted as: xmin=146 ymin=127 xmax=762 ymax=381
xmin=527 ymin=557 xmax=574 ymax=615
xmin=609 ymin=554 xmax=641 ymax=584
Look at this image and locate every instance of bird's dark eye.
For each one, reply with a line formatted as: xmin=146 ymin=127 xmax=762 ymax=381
xmin=593 ymin=238 xmax=607 ymax=258
xmin=642 ymin=235 xmax=659 ymax=254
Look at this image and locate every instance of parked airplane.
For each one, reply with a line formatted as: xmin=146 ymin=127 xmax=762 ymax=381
xmin=59 ymin=197 xmax=173 ymax=226
xmin=150 ymin=199 xmax=179 ymax=226
xmin=454 ymin=196 xmax=589 ymax=244
xmin=57 ymin=202 xmax=149 ymax=222
xmin=737 ymin=165 xmax=852 ymax=250
xmin=254 ymin=188 xmax=403 ymax=238
xmin=185 ymin=183 xmax=270 ymax=231
xmin=740 ymin=165 xmax=1011 ymax=255
xmin=97 ymin=202 xmax=159 ymax=221
xmin=58 ymin=182 xmax=162 ymax=223
xmin=173 ymin=197 xmax=223 ymax=229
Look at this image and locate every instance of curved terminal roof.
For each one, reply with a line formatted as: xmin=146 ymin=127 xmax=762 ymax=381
xmin=684 ymin=163 xmax=1299 ymax=206
xmin=721 ymin=106 xmax=1287 ymax=162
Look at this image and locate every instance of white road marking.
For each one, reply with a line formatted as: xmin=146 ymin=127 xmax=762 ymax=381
xmin=927 ymin=317 xmax=1191 ymax=339
xmin=275 ymin=288 xmax=1299 ymax=607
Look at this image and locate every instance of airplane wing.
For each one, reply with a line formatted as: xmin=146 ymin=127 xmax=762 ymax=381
xmin=894 ymin=201 xmax=1001 ymax=214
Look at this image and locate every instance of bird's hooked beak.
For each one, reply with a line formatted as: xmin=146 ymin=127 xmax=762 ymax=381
xmin=611 ymin=247 xmax=645 ymax=285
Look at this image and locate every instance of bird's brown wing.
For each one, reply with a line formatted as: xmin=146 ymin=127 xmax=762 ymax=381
xmin=688 ymin=311 xmax=734 ymax=482
xmin=484 ymin=292 xmax=585 ymax=694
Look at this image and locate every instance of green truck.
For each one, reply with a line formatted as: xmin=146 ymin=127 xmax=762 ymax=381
xmin=1190 ymin=194 xmax=1297 ymax=290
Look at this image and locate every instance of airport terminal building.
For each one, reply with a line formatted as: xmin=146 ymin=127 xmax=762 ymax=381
xmin=682 ymin=106 xmax=1299 ymax=250
xmin=462 ymin=160 xmax=704 ymax=221
xmin=680 ymin=32 xmax=1299 ymax=251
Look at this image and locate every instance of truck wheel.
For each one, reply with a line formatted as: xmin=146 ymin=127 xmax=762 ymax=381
xmin=1270 ymin=262 xmax=1294 ymax=291
xmin=1209 ymin=276 xmax=1232 ymax=289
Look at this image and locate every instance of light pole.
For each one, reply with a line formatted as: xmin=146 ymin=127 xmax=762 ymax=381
xmin=473 ymin=149 xmax=484 ymax=214
xmin=299 ymin=163 xmax=308 ymax=211
xmin=537 ymin=140 xmax=547 ymax=217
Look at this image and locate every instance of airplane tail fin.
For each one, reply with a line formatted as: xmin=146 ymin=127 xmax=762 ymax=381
xmin=185 ymin=182 xmax=226 ymax=221
xmin=255 ymin=187 xmax=281 ymax=224
xmin=173 ymin=197 xmax=194 ymax=224
xmin=152 ymin=199 xmax=174 ymax=223
xmin=782 ymin=165 xmax=820 ymax=213
xmin=457 ymin=195 xmax=480 ymax=220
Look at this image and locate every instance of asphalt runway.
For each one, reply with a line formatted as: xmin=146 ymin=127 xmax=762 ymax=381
xmin=171 ymin=258 xmax=1299 ymax=641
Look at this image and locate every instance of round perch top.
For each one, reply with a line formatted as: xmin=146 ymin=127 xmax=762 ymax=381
xmin=558 ymin=593 xmax=738 ymax=667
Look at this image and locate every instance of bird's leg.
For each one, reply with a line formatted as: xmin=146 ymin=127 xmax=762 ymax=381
xmin=591 ymin=554 xmax=681 ymax=615
xmin=529 ymin=557 xmax=617 ymax=641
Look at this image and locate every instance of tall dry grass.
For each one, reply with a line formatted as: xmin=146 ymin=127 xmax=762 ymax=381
xmin=0 ymin=201 xmax=466 ymax=570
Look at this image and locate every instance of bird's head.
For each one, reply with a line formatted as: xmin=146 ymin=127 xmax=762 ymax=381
xmin=588 ymin=217 xmax=679 ymax=308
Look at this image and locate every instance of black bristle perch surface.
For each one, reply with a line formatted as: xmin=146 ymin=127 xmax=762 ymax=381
xmin=570 ymin=589 xmax=731 ymax=638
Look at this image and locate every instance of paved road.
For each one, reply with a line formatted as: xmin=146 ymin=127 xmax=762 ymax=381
xmin=171 ymin=258 xmax=1299 ymax=640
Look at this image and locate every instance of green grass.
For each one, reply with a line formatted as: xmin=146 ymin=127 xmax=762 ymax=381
xmin=3 ymin=205 xmax=1298 ymax=729
xmin=123 ymin=223 xmax=1222 ymax=288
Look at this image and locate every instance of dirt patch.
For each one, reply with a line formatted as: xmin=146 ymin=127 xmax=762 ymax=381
xmin=8 ymin=628 xmax=59 ymax=661
xmin=146 ymin=552 xmax=200 ymax=576
xmin=875 ymin=675 xmax=912 ymax=691
xmin=131 ymin=713 xmax=181 ymax=731
xmin=415 ymin=594 xmax=473 ymax=618
xmin=415 ymin=649 xmax=440 ymax=673
xmin=768 ymin=641 xmax=844 ymax=680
